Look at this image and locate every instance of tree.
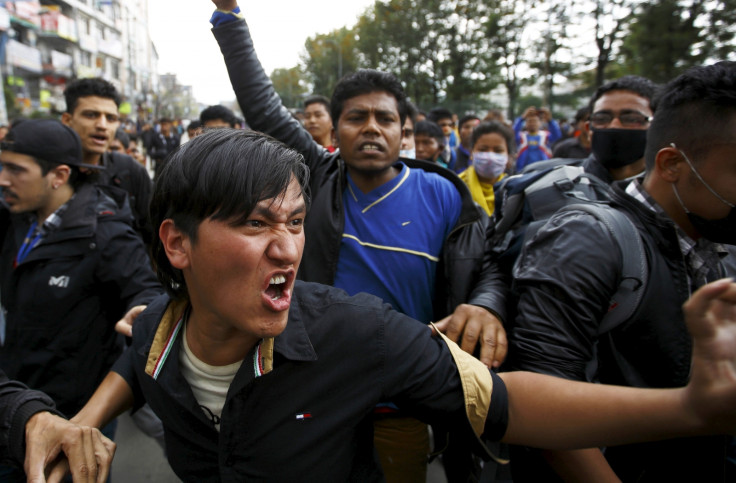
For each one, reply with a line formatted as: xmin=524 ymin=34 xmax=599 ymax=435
xmin=270 ymin=66 xmax=308 ymax=109
xmin=303 ymin=27 xmax=359 ymax=97
xmin=587 ymin=0 xmax=640 ymax=87
xmin=621 ymin=0 xmax=736 ymax=82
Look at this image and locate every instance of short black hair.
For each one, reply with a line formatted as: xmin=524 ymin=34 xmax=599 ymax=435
xmin=64 ymin=78 xmax=121 ymax=114
xmin=150 ymin=129 xmax=311 ymax=299
xmin=414 ymin=120 xmax=445 ymax=145
xmin=644 ymin=61 xmax=736 ymax=171
xmin=114 ymin=128 xmax=130 ymax=149
xmin=187 ymin=120 xmax=201 ymax=131
xmin=199 ymin=105 xmax=238 ymax=128
xmin=471 ymin=121 xmax=517 ymax=155
xmin=588 ymin=75 xmax=659 ymax=114
xmin=428 ymin=107 xmax=454 ymax=123
xmin=330 ymin=69 xmax=408 ymax=129
xmin=304 ymin=95 xmax=331 ymax=112
xmin=405 ymin=102 xmax=418 ymax=126
xmin=458 ymin=114 xmax=480 ymax=130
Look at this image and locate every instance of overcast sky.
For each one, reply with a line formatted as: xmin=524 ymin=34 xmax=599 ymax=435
xmin=148 ymin=1 xmax=375 ymax=106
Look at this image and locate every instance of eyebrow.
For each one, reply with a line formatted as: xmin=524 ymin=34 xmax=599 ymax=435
xmin=251 ymin=201 xmax=307 ymax=220
xmin=344 ymin=107 xmax=397 ymax=118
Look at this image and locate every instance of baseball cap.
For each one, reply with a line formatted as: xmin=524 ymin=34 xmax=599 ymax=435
xmin=0 ymin=119 xmax=103 ymax=170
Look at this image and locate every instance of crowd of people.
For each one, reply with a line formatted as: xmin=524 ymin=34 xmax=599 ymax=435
xmin=0 ymin=1 xmax=735 ymax=482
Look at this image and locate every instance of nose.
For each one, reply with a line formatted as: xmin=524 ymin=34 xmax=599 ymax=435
xmin=266 ymin=227 xmax=302 ymax=265
xmin=362 ymin=115 xmax=380 ymax=135
xmin=0 ymin=169 xmax=10 ymax=187
xmin=608 ymin=115 xmax=624 ymax=129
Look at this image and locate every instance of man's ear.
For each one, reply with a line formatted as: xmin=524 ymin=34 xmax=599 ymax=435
xmin=159 ymin=219 xmax=191 ymax=270
xmin=60 ymin=112 xmax=72 ymax=126
xmin=655 ymin=146 xmax=684 ymax=183
xmin=48 ymin=165 xmax=71 ymax=189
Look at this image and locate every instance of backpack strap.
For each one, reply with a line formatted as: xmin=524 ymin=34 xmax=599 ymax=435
xmin=558 ymin=203 xmax=648 ymax=334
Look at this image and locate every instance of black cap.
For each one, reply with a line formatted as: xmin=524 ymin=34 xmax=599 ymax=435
xmin=0 ymin=119 xmax=102 ymax=170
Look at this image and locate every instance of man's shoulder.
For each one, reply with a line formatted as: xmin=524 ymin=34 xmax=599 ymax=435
xmin=104 ymin=151 xmax=148 ymax=175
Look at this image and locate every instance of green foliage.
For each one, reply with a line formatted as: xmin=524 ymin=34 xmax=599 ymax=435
xmin=302 ymin=27 xmax=360 ymax=98
xmin=270 ymin=66 xmax=308 ymax=109
xmin=621 ymin=0 xmax=736 ymax=83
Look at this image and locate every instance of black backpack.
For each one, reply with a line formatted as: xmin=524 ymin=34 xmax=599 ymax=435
xmin=491 ymin=163 xmax=648 ymax=332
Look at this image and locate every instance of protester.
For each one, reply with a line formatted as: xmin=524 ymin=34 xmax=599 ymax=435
xmin=454 ymin=114 xmax=480 ymax=173
xmin=507 ymin=61 xmax=736 ymax=481
xmin=459 ymin=121 xmax=514 ymax=216
xmin=62 ymin=78 xmax=153 ymax=244
xmin=513 ymin=106 xmax=561 ymax=171
xmin=199 ymin=104 xmax=238 ymax=129
xmin=71 ymin=125 xmax=736 ymax=483
xmin=302 ymin=95 xmax=336 ymax=152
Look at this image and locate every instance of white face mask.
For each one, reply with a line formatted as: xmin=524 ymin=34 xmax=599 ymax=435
xmin=472 ymin=151 xmax=507 ymax=179
xmin=399 ymin=148 xmax=416 ymax=159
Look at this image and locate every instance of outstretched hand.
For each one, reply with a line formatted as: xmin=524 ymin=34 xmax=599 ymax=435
xmin=682 ymin=278 xmax=736 ymax=433
xmin=433 ymin=304 xmax=507 ymax=369
xmin=24 ymin=412 xmax=115 ymax=483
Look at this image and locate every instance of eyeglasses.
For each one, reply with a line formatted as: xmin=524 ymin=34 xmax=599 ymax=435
xmin=590 ymin=110 xmax=651 ymax=128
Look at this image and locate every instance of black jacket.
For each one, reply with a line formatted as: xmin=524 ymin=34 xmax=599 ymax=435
xmin=99 ymin=151 xmax=153 ymax=245
xmin=0 ymin=370 xmax=61 ymax=468
xmin=0 ymin=184 xmax=162 ymax=416
xmin=508 ymin=182 xmax=727 ymax=481
xmin=212 ymin=18 xmax=506 ymax=320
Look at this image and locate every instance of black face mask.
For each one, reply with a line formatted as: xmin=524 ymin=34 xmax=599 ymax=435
xmin=671 ymin=143 xmax=736 ymax=244
xmin=591 ymin=128 xmax=648 ymax=169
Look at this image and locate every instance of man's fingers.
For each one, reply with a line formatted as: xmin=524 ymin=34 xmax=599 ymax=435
xmin=480 ymin=324 xmax=508 ymax=369
xmin=94 ymin=432 xmax=116 ymax=483
xmin=683 ymin=278 xmax=734 ymax=338
xmin=115 ymin=305 xmax=147 ymax=337
xmin=45 ymin=459 xmax=70 ymax=483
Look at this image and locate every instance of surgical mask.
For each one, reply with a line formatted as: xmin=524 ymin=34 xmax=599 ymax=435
xmin=399 ymin=148 xmax=415 ymax=159
xmin=671 ymin=143 xmax=736 ymax=244
xmin=473 ymin=151 xmax=507 ymax=179
xmin=591 ymin=128 xmax=648 ymax=169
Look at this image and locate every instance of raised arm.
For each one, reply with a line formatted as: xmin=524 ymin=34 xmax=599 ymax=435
xmin=210 ymin=1 xmax=327 ymax=172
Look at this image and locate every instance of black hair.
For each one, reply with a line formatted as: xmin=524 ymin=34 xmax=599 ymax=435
xmin=199 ymin=105 xmax=237 ymax=128
xmin=64 ymin=78 xmax=121 ymax=114
xmin=150 ymin=129 xmax=311 ymax=299
xmin=330 ymin=69 xmax=408 ymax=129
xmin=644 ymin=61 xmax=736 ymax=171
xmin=472 ymin=121 xmax=516 ymax=154
xmin=458 ymin=114 xmax=480 ymax=129
xmin=428 ymin=107 xmax=454 ymax=123
xmin=304 ymin=95 xmax=331 ymax=112
xmin=30 ymin=157 xmax=93 ymax=190
xmin=588 ymin=75 xmax=659 ymax=114
xmin=405 ymin=102 xmax=418 ymax=126
xmin=574 ymin=106 xmax=591 ymax=124
xmin=114 ymin=128 xmax=130 ymax=149
xmin=414 ymin=120 xmax=445 ymax=145
xmin=187 ymin=120 xmax=201 ymax=131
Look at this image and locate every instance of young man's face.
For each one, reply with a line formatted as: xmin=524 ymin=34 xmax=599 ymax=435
xmin=524 ymin=114 xmax=541 ymax=133
xmin=62 ymin=96 xmax=120 ymax=159
xmin=587 ymin=90 xmax=652 ymax=135
xmin=303 ymin=103 xmax=333 ymax=145
xmin=459 ymin=118 xmax=480 ymax=146
xmin=0 ymin=152 xmax=55 ymax=216
xmin=401 ymin=117 xmax=415 ymax=151
xmin=203 ymin=119 xmax=231 ymax=129
xmin=414 ymin=134 xmax=443 ymax=162
xmin=177 ymin=177 xmax=306 ymax=342
xmin=161 ymin=122 xmax=172 ymax=136
xmin=336 ymin=91 xmax=402 ymax=176
xmin=437 ymin=117 xmax=454 ymax=136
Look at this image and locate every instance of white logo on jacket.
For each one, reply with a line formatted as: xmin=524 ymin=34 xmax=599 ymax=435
xmin=48 ymin=276 xmax=70 ymax=288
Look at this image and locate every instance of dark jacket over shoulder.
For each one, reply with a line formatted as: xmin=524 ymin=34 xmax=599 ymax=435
xmin=212 ymin=18 xmax=506 ymax=320
xmin=0 ymin=184 xmax=162 ymax=416
xmin=100 ymin=151 xmax=153 ymax=245
xmin=508 ymin=182 xmax=727 ymax=481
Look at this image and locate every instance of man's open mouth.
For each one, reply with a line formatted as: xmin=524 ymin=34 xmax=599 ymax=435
xmin=266 ymin=274 xmax=287 ymax=300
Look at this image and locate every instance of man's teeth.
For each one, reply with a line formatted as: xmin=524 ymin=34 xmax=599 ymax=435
xmin=269 ymin=274 xmax=286 ymax=285
xmin=361 ymin=144 xmax=380 ymax=151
